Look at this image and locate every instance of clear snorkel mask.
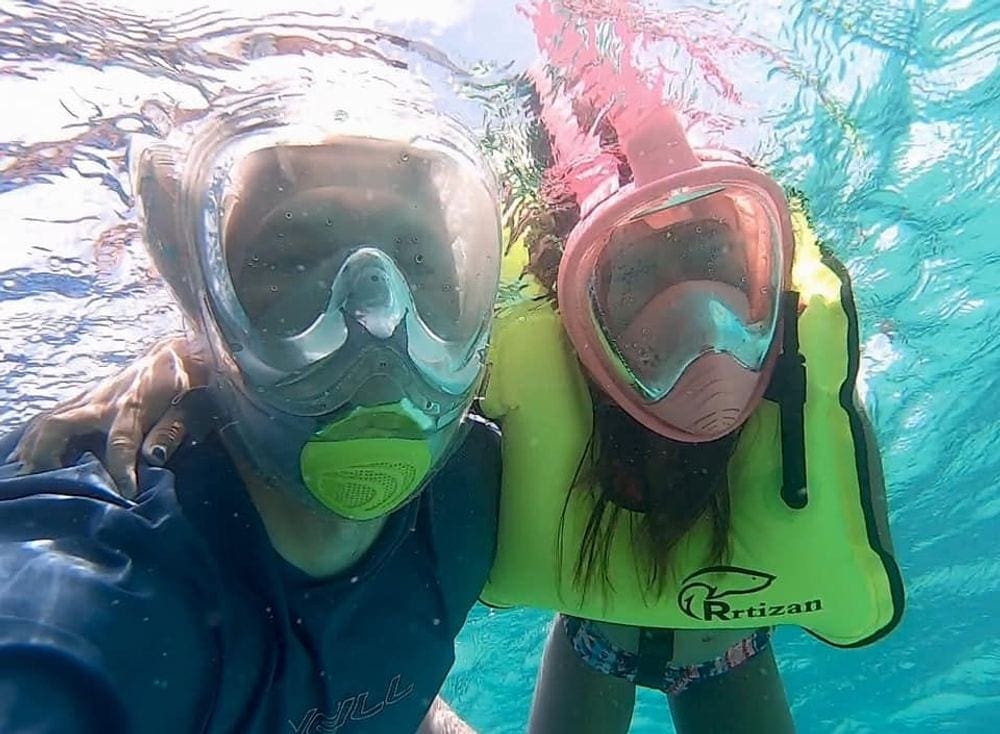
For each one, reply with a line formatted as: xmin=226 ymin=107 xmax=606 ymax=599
xmin=134 ymin=89 xmax=502 ymax=519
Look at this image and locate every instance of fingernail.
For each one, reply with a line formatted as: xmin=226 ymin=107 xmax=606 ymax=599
xmin=150 ymin=445 xmax=167 ymax=464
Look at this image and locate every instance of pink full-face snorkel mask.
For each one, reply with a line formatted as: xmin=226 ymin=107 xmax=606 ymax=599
xmin=555 ymin=107 xmax=795 ymax=443
xmin=526 ymin=1 xmax=796 ymax=443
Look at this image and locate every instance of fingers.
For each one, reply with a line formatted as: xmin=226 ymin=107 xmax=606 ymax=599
xmin=141 ymin=405 xmax=188 ymax=467
xmin=12 ymin=404 xmax=106 ymax=473
xmin=10 ymin=336 xmax=203 ymax=499
xmin=8 ymin=362 xmax=145 ymax=471
xmin=104 ymin=354 xmax=191 ymax=498
xmin=13 ymin=425 xmax=70 ymax=473
xmin=105 ymin=394 xmax=145 ymax=500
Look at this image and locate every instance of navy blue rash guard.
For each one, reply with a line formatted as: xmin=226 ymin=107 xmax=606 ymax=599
xmin=0 ymin=418 xmax=500 ymax=734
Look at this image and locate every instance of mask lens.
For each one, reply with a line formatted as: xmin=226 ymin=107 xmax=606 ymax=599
xmin=589 ymin=186 xmax=783 ymax=399
xmin=200 ymin=140 xmax=499 ymax=417
xmin=219 ymin=144 xmax=497 ymax=347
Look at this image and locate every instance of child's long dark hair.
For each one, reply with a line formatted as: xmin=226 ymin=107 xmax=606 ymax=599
xmin=571 ymin=395 xmax=739 ymax=596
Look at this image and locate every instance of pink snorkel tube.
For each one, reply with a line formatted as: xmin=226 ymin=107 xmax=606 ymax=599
xmin=527 ymin=2 xmax=795 ymax=443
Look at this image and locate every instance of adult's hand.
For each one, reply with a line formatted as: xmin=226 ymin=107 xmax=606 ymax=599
xmin=8 ymin=335 xmax=207 ymax=498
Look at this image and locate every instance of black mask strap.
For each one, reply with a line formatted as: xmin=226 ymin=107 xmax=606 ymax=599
xmin=763 ymin=291 xmax=808 ymax=509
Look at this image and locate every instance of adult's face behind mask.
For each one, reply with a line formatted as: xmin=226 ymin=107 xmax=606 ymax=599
xmin=136 ymin=131 xmax=502 ymax=520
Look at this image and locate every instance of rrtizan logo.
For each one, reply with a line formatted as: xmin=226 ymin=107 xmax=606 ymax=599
xmin=677 ymin=565 xmax=822 ymax=622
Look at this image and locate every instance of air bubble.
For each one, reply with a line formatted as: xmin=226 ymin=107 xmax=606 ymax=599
xmin=284 ymin=211 xmax=293 ymax=220
xmin=415 ymin=254 xmax=424 ymax=264
xmin=326 ymin=218 xmax=333 ymax=226
xmin=399 ymin=152 xmax=410 ymax=162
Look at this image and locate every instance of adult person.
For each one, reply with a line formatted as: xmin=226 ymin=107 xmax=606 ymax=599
xmin=0 ymin=82 xmax=503 ymax=734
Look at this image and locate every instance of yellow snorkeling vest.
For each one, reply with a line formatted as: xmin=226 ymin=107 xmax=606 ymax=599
xmin=479 ymin=198 xmax=904 ymax=647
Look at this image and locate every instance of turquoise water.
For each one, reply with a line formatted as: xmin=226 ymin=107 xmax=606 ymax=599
xmin=1 ymin=1 xmax=998 ymax=731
